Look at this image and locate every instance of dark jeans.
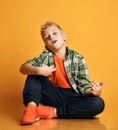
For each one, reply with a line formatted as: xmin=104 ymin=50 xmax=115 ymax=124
xmin=23 ymin=75 xmax=105 ymax=119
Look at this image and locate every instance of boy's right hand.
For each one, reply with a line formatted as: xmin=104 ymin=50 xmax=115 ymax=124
xmin=37 ymin=65 xmax=56 ymax=76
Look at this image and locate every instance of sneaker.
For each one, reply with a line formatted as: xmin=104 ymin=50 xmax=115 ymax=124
xmin=21 ymin=104 xmax=39 ymax=125
xmin=37 ymin=105 xmax=56 ymax=119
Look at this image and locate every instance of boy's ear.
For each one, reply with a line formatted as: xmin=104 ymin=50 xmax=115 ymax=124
xmin=63 ymin=33 xmax=67 ymax=41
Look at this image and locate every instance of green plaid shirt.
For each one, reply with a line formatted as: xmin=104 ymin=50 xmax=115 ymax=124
xmin=26 ymin=47 xmax=92 ymax=95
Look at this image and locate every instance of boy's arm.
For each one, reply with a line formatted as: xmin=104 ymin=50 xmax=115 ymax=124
xmin=19 ymin=63 xmax=39 ymax=75
xmin=77 ymin=57 xmax=104 ymax=96
xmin=19 ymin=63 xmax=56 ymax=76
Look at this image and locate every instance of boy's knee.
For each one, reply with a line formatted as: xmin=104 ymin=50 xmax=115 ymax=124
xmin=92 ymin=97 xmax=105 ymax=114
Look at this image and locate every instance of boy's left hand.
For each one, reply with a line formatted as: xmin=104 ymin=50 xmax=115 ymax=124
xmin=85 ymin=81 xmax=104 ymax=96
xmin=90 ymin=81 xmax=104 ymax=96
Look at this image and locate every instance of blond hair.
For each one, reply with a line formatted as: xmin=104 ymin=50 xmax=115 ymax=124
xmin=40 ymin=21 xmax=63 ymax=38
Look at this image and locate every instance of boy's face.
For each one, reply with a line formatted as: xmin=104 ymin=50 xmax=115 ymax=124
xmin=42 ymin=25 xmax=66 ymax=52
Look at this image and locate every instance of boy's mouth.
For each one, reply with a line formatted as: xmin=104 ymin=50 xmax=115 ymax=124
xmin=52 ymin=40 xmax=57 ymax=44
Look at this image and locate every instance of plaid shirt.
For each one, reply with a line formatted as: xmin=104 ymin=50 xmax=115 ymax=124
xmin=26 ymin=47 xmax=92 ymax=95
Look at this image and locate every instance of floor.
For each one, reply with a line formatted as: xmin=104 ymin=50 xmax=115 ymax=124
xmin=0 ymin=114 xmax=117 ymax=130
xmin=0 ymin=98 xmax=118 ymax=130
xmin=0 ymin=92 xmax=118 ymax=130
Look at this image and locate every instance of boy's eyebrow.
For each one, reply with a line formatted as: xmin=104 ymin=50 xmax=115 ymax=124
xmin=44 ymin=29 xmax=58 ymax=35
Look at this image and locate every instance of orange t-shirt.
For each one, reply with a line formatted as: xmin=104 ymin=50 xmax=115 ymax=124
xmin=49 ymin=55 xmax=71 ymax=89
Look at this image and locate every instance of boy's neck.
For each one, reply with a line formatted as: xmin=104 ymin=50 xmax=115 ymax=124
xmin=53 ymin=45 xmax=66 ymax=59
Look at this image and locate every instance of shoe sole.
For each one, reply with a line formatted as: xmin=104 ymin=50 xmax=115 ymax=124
xmin=21 ymin=117 xmax=40 ymax=125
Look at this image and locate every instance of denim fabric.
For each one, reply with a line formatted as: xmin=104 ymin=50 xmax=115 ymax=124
xmin=23 ymin=75 xmax=105 ymax=119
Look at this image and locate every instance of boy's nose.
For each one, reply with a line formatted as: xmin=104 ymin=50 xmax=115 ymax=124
xmin=50 ymin=35 xmax=54 ymax=40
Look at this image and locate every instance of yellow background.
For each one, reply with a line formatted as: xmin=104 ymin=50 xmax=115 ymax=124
xmin=0 ymin=0 xmax=118 ymax=120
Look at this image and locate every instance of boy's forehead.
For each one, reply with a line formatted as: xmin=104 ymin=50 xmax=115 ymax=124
xmin=43 ymin=25 xmax=61 ymax=35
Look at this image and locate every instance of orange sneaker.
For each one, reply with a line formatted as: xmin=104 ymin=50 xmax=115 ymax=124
xmin=21 ymin=104 xmax=39 ymax=125
xmin=37 ymin=105 xmax=56 ymax=119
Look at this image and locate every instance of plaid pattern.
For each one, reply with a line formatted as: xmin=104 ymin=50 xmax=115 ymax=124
xmin=26 ymin=47 xmax=92 ymax=95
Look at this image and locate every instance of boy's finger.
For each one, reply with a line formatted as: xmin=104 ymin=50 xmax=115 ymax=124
xmin=99 ymin=82 xmax=104 ymax=86
xmin=92 ymin=81 xmax=101 ymax=87
xmin=52 ymin=67 xmax=56 ymax=72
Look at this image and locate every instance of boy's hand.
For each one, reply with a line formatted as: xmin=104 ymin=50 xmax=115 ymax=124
xmin=37 ymin=65 xmax=56 ymax=76
xmin=90 ymin=81 xmax=104 ymax=96
xmin=85 ymin=81 xmax=104 ymax=96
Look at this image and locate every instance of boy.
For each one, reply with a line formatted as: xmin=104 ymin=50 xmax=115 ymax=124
xmin=19 ymin=21 xmax=105 ymax=125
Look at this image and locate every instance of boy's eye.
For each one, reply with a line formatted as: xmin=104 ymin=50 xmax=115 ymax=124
xmin=45 ymin=36 xmax=50 ymax=40
xmin=53 ymin=32 xmax=57 ymax=35
xmin=44 ymin=32 xmax=57 ymax=40
xmin=45 ymin=35 xmax=50 ymax=40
